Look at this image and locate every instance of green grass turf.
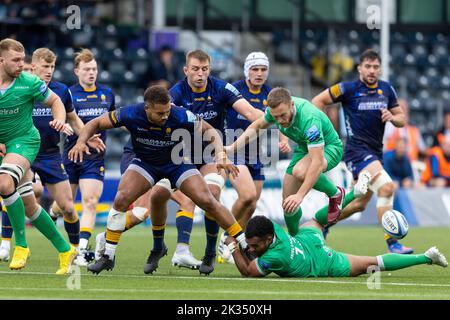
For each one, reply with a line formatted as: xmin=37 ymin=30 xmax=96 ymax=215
xmin=0 ymin=225 xmax=449 ymax=300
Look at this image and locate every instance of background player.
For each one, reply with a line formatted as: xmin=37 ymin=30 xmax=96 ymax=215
xmin=148 ymin=49 xmax=265 ymax=275
xmin=0 ymin=48 xmax=105 ymax=261
xmin=311 ymin=49 xmax=413 ymax=254
xmin=53 ymin=48 xmax=115 ymax=265
xmin=0 ymin=38 xmax=76 ymax=274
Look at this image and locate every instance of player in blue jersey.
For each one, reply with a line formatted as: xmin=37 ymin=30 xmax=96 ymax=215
xmin=145 ymin=50 xmax=265 ymax=275
xmin=52 ymin=49 xmax=115 ymax=266
xmin=217 ymin=52 xmax=291 ymax=264
xmin=68 ymin=85 xmax=249 ymax=275
xmin=312 ymin=49 xmax=413 ymax=254
xmin=0 ymin=48 xmax=104 ymax=262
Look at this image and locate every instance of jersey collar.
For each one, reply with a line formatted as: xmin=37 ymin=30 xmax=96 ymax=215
xmin=246 ymin=80 xmax=261 ymax=94
xmin=81 ymin=84 xmax=97 ymax=92
xmin=187 ymin=78 xmax=208 ymax=93
xmin=359 ymin=79 xmax=378 ymax=89
xmin=0 ymin=78 xmax=16 ymax=95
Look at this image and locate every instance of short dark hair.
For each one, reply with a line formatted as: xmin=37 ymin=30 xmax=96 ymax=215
xmin=359 ymin=49 xmax=381 ymax=64
xmin=267 ymin=87 xmax=292 ymax=108
xmin=143 ymin=85 xmax=171 ymax=106
xmin=245 ymin=215 xmax=274 ymax=239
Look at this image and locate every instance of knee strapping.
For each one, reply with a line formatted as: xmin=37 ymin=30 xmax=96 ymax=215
xmin=0 ymin=164 xmax=25 ymax=189
xmin=17 ymin=182 xmax=33 ymax=198
xmin=368 ymin=170 xmax=392 ymax=193
xmin=204 ymin=173 xmax=225 ymax=189
xmin=107 ymin=208 xmax=126 ymax=231
xmin=155 ymin=178 xmax=174 ymax=194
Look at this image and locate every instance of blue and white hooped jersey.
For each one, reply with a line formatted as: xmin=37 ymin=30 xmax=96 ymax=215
xmin=64 ymin=83 xmax=115 ymax=160
xmin=33 ymin=80 xmax=74 ymax=157
xmin=109 ymin=103 xmax=199 ymax=166
xmin=329 ymin=79 xmax=399 ymax=154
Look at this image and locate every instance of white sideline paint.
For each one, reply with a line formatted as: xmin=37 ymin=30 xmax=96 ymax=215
xmin=0 ymin=271 xmax=449 ymax=289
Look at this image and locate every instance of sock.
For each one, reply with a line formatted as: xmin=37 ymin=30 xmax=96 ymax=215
xmin=30 ymin=207 xmax=70 ymax=253
xmin=79 ymin=227 xmax=93 ymax=250
xmin=204 ymin=213 xmax=219 ymax=256
xmin=377 ymin=253 xmax=431 ymax=271
xmin=104 ymin=229 xmax=122 ymax=259
xmin=152 ymin=224 xmax=166 ymax=251
xmin=63 ymin=215 xmax=80 ymax=247
xmin=384 ymin=233 xmax=398 ymax=245
xmin=284 ymin=206 xmax=302 ymax=236
xmin=226 ymin=221 xmax=247 ymax=249
xmin=176 ymin=243 xmax=190 ymax=254
xmin=313 ymin=173 xmax=338 ymax=197
xmin=2 ymin=192 xmax=27 ymax=248
xmin=1 ymin=210 xmax=13 ymax=242
xmin=314 ymin=189 xmax=356 ymax=226
xmin=176 ymin=210 xmax=194 ymax=245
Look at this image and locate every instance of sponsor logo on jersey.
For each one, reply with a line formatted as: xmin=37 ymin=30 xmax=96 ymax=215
xmin=136 ymin=137 xmax=175 ymax=147
xmin=357 ymin=100 xmax=387 ymax=110
xmin=149 ymin=127 xmax=162 ymax=131
xmin=86 ymin=94 xmax=98 ymax=99
xmin=225 ymin=83 xmax=241 ymax=97
xmin=38 ymin=83 xmax=49 ymax=96
xmin=186 ymin=110 xmax=197 ymax=123
xmin=250 ymin=98 xmax=260 ymax=103
xmin=77 ymin=107 xmax=108 ymax=117
xmin=194 ymin=97 xmax=205 ymax=102
xmin=0 ymin=107 xmax=19 ymax=115
xmin=14 ymin=86 xmax=30 ymax=89
xmin=33 ymin=107 xmax=52 ymax=116
xmin=76 ymin=98 xmax=87 ymax=102
xmin=196 ymin=110 xmax=218 ymax=120
xmin=305 ymin=125 xmax=320 ymax=142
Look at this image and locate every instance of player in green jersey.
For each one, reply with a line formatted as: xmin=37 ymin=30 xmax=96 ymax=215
xmin=224 ymin=212 xmax=447 ymax=278
xmin=226 ymin=87 xmax=370 ymax=236
xmin=0 ymin=38 xmax=77 ymax=274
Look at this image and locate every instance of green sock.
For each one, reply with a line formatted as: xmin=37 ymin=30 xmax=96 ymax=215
xmin=31 ymin=207 xmax=70 ymax=253
xmin=3 ymin=192 xmax=27 ymax=248
xmin=284 ymin=206 xmax=302 ymax=236
xmin=314 ymin=190 xmax=356 ymax=226
xmin=379 ymin=253 xmax=431 ymax=271
xmin=313 ymin=173 xmax=338 ymax=197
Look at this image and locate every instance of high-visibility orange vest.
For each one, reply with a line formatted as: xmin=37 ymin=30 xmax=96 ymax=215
xmin=385 ymin=126 xmax=421 ymax=161
xmin=421 ymin=146 xmax=450 ymax=184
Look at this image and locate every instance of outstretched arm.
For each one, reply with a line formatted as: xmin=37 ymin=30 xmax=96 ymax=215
xmin=311 ymin=89 xmax=334 ymax=112
xmin=68 ymin=112 xmax=115 ymax=163
xmin=227 ymin=117 xmax=271 ymax=154
xmin=225 ymin=237 xmax=264 ymax=277
xmin=232 ymin=98 xmax=265 ymax=122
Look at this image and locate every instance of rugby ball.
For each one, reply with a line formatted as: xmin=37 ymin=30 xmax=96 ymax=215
xmin=381 ymin=209 xmax=409 ymax=239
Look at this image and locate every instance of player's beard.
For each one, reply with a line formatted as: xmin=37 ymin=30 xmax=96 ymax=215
xmin=6 ymin=65 xmax=21 ymax=79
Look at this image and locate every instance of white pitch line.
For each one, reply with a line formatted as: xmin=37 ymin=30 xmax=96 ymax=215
xmin=0 ymin=287 xmax=448 ymax=299
xmin=0 ymin=270 xmax=450 ymax=289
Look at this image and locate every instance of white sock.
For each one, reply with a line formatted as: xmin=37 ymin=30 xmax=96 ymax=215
xmin=0 ymin=240 xmax=10 ymax=251
xmin=176 ymin=243 xmax=190 ymax=254
xmin=79 ymin=238 xmax=89 ymax=251
xmin=105 ymin=243 xmax=116 ymax=260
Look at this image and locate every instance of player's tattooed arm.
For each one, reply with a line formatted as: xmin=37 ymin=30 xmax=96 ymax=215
xmin=68 ymin=113 xmax=114 ymax=163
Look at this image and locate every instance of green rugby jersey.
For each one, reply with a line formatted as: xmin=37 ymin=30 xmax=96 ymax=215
xmin=0 ymin=72 xmax=52 ymax=143
xmin=264 ymin=96 xmax=341 ymax=153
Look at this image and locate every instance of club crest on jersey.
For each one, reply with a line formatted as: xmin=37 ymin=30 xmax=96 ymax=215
xmin=166 ymin=128 xmax=172 ymax=134
xmin=377 ymin=89 xmax=383 ymax=95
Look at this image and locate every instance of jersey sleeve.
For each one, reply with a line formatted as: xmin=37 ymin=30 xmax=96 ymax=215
xmin=387 ymin=85 xmax=399 ymax=109
xmin=109 ymin=90 xmax=116 ymax=111
xmin=255 ymin=255 xmax=283 ymax=276
xmin=169 ymin=86 xmax=183 ymax=106
xmin=263 ymin=108 xmax=275 ymax=124
xmin=303 ymin=117 xmax=324 ymax=148
xmin=31 ymin=76 xmax=53 ymax=103
xmin=64 ymin=88 xmax=75 ymax=113
xmin=328 ymin=82 xmax=349 ymax=103
xmin=181 ymin=109 xmax=201 ymax=132
xmin=109 ymin=106 xmax=129 ymax=128
xmin=222 ymin=83 xmax=243 ymax=108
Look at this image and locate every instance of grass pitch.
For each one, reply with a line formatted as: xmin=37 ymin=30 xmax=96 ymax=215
xmin=0 ymin=225 xmax=449 ymax=300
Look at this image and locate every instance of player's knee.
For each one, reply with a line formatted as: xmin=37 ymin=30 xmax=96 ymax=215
xmin=113 ymin=191 xmax=132 ymax=212
xmin=83 ymin=194 xmax=100 ymax=212
xmin=59 ymin=201 xmax=75 ymax=217
xmin=292 ymin=166 xmax=306 ymax=182
xmin=0 ymin=175 xmax=16 ymax=196
xmin=240 ymin=193 xmax=257 ymax=211
xmin=378 ymin=182 xmax=395 ymax=197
